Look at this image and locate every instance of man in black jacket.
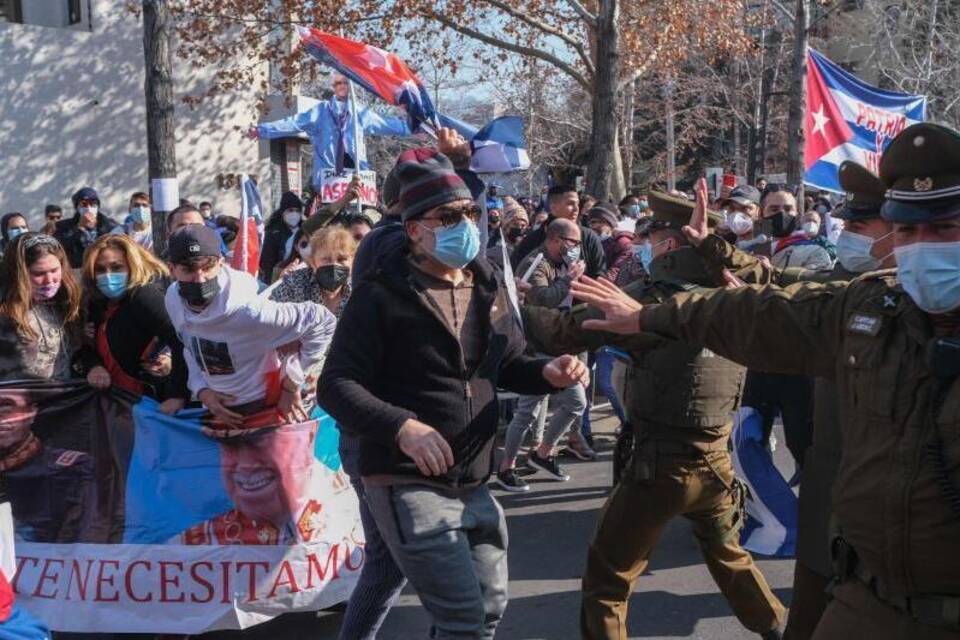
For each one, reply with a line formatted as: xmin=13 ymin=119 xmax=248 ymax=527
xmin=54 ymin=187 xmax=119 ymax=268
xmin=319 ymin=148 xmax=588 ymax=640
xmin=511 ymin=184 xmax=607 ymax=278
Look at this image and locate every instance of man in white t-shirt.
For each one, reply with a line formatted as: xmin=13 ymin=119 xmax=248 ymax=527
xmin=164 ymin=224 xmax=336 ymax=427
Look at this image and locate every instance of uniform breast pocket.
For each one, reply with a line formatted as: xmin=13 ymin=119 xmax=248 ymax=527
xmin=842 ymin=335 xmax=899 ymax=420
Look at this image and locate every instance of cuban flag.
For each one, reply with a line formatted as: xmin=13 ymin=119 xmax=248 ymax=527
xmin=296 ymin=26 xmax=439 ymax=129
xmin=731 ymin=408 xmax=798 ymax=557
xmin=230 ymin=175 xmax=263 ymax=277
xmin=804 ymin=48 xmax=926 ymax=193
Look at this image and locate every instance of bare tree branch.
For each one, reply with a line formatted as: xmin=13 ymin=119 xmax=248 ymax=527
xmin=425 ymin=9 xmax=592 ymax=90
xmin=565 ymin=0 xmax=598 ymax=26
xmin=476 ymin=0 xmax=595 ymax=76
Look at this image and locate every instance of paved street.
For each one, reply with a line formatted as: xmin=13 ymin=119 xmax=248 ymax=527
xmin=373 ymin=410 xmax=796 ymax=639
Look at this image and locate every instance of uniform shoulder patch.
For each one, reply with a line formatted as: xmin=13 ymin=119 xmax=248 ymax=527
xmin=847 ymin=313 xmax=883 ymax=336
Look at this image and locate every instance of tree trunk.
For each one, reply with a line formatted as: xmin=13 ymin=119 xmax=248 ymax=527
xmin=622 ymin=78 xmax=635 ymax=192
xmin=665 ymin=78 xmax=676 ymax=192
xmin=586 ymin=0 xmax=621 ymax=201
xmin=786 ymin=0 xmax=808 ymax=202
xmin=143 ymin=0 xmax=178 ymax=254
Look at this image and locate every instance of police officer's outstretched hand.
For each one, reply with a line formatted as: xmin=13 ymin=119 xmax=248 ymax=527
xmin=397 ymin=419 xmax=455 ymax=477
xmin=682 ymin=177 xmax=711 ymax=247
xmin=572 ymin=276 xmax=644 ymax=336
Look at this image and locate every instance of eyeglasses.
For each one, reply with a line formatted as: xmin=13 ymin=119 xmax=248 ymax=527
xmin=21 ymin=234 xmax=60 ymax=251
xmin=559 ymin=235 xmax=581 ymax=248
xmin=421 ymin=204 xmax=481 ymax=228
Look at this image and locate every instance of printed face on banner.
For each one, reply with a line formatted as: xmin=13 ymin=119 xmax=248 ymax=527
xmin=218 ymin=425 xmax=316 ymax=537
xmin=0 ymin=389 xmax=38 ymax=449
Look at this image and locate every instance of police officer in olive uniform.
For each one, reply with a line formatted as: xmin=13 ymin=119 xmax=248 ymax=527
xmin=571 ymin=122 xmax=960 ymax=639
xmin=689 ymin=162 xmax=896 ymax=639
xmin=522 ymin=191 xmax=787 ymax=640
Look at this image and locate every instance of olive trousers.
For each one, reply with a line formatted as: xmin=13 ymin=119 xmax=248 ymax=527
xmin=580 ymin=449 xmax=786 ymax=639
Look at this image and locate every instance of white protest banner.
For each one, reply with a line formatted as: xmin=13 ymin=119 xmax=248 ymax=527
xmin=319 ymin=169 xmax=378 ymax=206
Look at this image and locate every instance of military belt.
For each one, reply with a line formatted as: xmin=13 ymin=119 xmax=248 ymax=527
xmin=852 ymin=561 xmax=960 ymax=631
xmin=643 ymin=438 xmax=728 ymax=455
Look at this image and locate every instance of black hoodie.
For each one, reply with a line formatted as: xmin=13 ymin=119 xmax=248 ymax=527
xmin=319 ymin=245 xmax=557 ymax=487
xmin=258 ymin=191 xmax=304 ymax=282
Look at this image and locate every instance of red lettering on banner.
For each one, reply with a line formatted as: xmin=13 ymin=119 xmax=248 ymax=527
xmin=267 ymin=560 xmax=300 ymax=598
xmin=94 ymin=560 xmax=120 ymax=602
xmin=236 ymin=561 xmax=270 ymax=602
xmin=125 ymin=561 xmax=152 ymax=603
xmin=220 ymin=561 xmax=232 ymax=604
xmin=11 ymin=557 xmax=38 ymax=593
xmin=159 ymin=561 xmax=186 ymax=603
xmin=66 ymin=559 xmax=94 ymax=601
xmin=305 ymin=544 xmax=340 ymax=588
xmin=33 ymin=558 xmax=64 ymax=599
xmin=190 ymin=562 xmax=215 ymax=604
xmin=344 ymin=543 xmax=364 ymax=572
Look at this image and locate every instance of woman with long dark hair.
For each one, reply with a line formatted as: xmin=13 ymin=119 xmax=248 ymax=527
xmin=0 ymin=233 xmax=82 ymax=381
xmin=79 ymin=234 xmax=188 ymax=414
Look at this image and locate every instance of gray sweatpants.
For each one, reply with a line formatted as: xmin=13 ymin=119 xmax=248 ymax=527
xmin=503 ymin=383 xmax=588 ymax=463
xmin=365 ymin=482 xmax=509 ymax=639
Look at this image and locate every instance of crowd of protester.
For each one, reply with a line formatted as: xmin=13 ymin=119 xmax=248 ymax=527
xmin=0 ymin=118 xmax=933 ymax=640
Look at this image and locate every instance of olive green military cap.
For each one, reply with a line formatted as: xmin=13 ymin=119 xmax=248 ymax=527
xmin=834 ymin=161 xmax=885 ymax=221
xmin=644 ymin=191 xmax=723 ymax=233
xmin=880 ymin=122 xmax=960 ymax=223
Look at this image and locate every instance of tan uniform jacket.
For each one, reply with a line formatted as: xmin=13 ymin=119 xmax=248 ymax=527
xmin=697 ymin=235 xmax=857 ymax=576
xmin=522 ymin=247 xmax=746 ymax=449
xmin=638 ymin=269 xmax=960 ymax=597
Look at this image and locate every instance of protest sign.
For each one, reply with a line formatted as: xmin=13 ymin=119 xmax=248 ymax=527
xmin=0 ymin=381 xmax=362 ymax=633
xmin=319 ymin=169 xmax=377 ymax=206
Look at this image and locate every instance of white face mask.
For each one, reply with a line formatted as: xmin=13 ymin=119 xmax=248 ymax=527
xmin=79 ymin=206 xmax=98 ymax=217
xmin=802 ymin=221 xmax=820 ymax=236
xmin=729 ymin=212 xmax=754 ymax=236
xmin=282 ymin=209 xmax=302 ymax=229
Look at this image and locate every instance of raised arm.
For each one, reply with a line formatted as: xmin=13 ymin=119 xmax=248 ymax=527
xmin=570 ymin=276 xmax=848 ymax=379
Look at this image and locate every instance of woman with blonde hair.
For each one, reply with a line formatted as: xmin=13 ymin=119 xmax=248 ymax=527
xmin=0 ymin=233 xmax=82 ymax=381
xmin=80 ymin=234 xmax=188 ymax=413
xmin=270 ymin=225 xmax=357 ymax=317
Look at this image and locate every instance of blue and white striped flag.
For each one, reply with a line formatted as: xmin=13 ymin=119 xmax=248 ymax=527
xmin=731 ymin=407 xmax=798 ymax=557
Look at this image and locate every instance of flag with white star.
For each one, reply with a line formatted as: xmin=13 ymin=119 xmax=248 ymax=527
xmin=804 ymin=48 xmax=927 ymax=193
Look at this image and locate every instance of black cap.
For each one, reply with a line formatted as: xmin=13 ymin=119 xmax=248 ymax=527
xmin=723 ymin=185 xmax=761 ymax=207
xmin=880 ymin=122 xmax=960 ymax=223
xmin=646 ymin=191 xmax=723 ymax=232
xmin=835 ymin=161 xmax=885 ymax=221
xmin=167 ymin=224 xmax=221 ymax=263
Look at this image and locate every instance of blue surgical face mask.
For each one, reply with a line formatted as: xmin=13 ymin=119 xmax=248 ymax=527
xmin=7 ymin=227 xmax=25 ymax=241
xmin=625 ymin=204 xmax=641 ymax=218
xmin=894 ymin=241 xmax=960 ymax=314
xmin=836 ymin=230 xmax=891 ymax=273
xmin=564 ymin=245 xmax=582 ymax=264
xmin=96 ymin=272 xmax=129 ymax=300
xmin=130 ymin=205 xmax=151 ymax=225
xmin=422 ymin=218 xmax=480 ymax=269
xmin=634 ymin=242 xmax=653 ymax=271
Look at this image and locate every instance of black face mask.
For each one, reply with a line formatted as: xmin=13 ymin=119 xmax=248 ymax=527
xmin=178 ymin=277 xmax=221 ymax=308
xmin=507 ymin=227 xmax=525 ymax=242
xmin=762 ymin=212 xmax=795 ymax=238
xmin=315 ymin=264 xmax=351 ymax=291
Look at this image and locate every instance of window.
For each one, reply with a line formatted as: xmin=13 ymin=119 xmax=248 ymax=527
xmin=67 ymin=0 xmax=81 ymax=25
xmin=0 ymin=0 xmax=22 ymax=23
